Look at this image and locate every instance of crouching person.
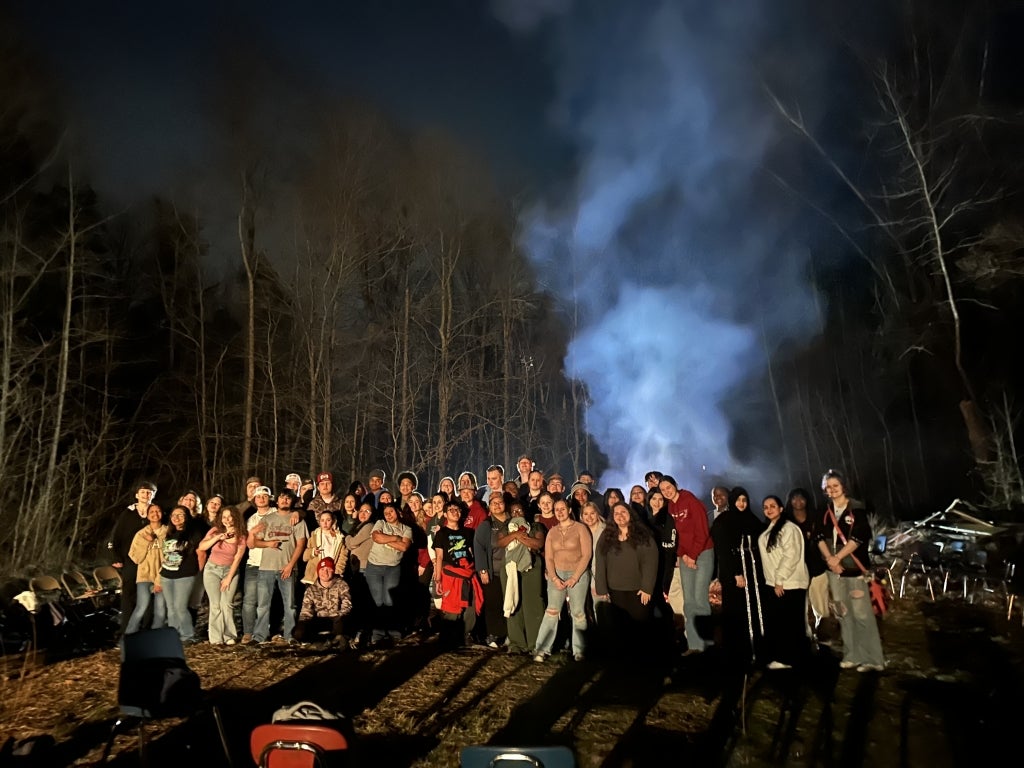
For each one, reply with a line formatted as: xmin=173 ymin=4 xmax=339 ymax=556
xmin=294 ymin=557 xmax=352 ymax=649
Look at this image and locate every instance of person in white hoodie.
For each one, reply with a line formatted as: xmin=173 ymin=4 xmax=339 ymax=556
xmin=758 ymin=494 xmax=810 ymax=670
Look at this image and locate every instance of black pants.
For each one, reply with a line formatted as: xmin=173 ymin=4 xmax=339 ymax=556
xmin=293 ymin=615 xmax=345 ymax=643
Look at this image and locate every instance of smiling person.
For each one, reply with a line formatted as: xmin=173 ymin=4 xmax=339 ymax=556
xmin=816 ymin=469 xmax=884 ymax=673
xmin=125 ymin=504 xmax=168 ymax=634
xmin=533 ymin=497 xmax=592 ymax=662
xmin=198 ymin=505 xmax=247 ymax=645
xmin=710 ymin=486 xmax=766 ymax=667
xmin=108 ymin=480 xmax=159 ymax=633
xmin=434 ymin=499 xmax=483 ymax=647
xmin=758 ymin=495 xmax=810 ymax=670
xmin=159 ymin=505 xmax=205 ymax=644
xmin=594 ymin=503 xmax=658 ymax=655
xmin=365 ymin=502 xmax=412 ymax=646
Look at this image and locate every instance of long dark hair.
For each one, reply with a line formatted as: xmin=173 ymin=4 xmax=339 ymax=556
xmin=598 ymin=503 xmax=653 ymax=554
xmin=763 ymin=495 xmax=789 ymax=552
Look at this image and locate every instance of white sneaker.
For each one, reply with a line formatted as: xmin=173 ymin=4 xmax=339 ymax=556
xmin=857 ymin=664 xmax=884 ymax=673
xmin=533 ymin=653 xmax=546 ymax=663
xmin=839 ymin=660 xmax=858 ymax=669
xmin=767 ymin=661 xmax=792 ymax=670
xmin=225 ymin=639 xmax=236 ymax=646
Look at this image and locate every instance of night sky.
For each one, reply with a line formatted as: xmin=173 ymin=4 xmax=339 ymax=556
xmin=6 ymin=1 xmax=1019 ymax=497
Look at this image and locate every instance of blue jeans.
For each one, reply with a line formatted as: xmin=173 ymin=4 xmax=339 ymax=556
xmin=829 ymin=572 xmax=884 ymax=667
xmin=363 ymin=563 xmax=402 ymax=640
xmin=535 ymin=569 xmax=590 ymax=656
xmin=125 ymin=582 xmax=166 ymax=634
xmin=204 ymin=563 xmax=239 ymax=643
xmin=254 ymin=569 xmax=296 ymax=641
xmin=161 ymin=576 xmax=195 ymax=641
xmin=242 ymin=564 xmax=259 ymax=635
xmin=679 ymin=549 xmax=714 ymax=652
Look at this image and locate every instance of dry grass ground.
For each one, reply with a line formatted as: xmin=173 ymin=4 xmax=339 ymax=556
xmin=1 ymin=594 xmax=1022 ymax=766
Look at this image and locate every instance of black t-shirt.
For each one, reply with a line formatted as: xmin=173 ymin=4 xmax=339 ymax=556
xmin=433 ymin=526 xmax=474 ymax=567
xmin=160 ymin=527 xmax=204 ymax=579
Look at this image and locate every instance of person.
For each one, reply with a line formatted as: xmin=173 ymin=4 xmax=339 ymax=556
xmin=457 ymin=481 xmax=489 ymax=530
xmin=660 ymin=475 xmax=714 ymax=653
xmin=533 ymin=496 xmax=592 ymax=662
xmin=602 ymin=488 xmax=625 ymax=519
xmin=644 ymin=471 xmax=663 ymax=491
xmin=177 ymin=490 xmax=208 ymax=627
xmin=302 ymin=509 xmax=348 ymax=585
xmin=364 ymin=469 xmax=388 ymax=510
xmin=240 ymin=486 xmax=275 ymax=644
xmin=594 ymin=503 xmax=659 ymax=653
xmin=481 ymin=464 xmax=504 ymax=505
xmin=125 ymin=504 xmax=168 ymax=634
xmin=344 ymin=502 xmax=376 ymax=647
xmin=108 ymin=480 xmax=159 ymax=633
xmin=203 ymin=494 xmax=225 ymax=528
xmin=294 ymin=557 xmax=353 ymax=648
xmin=515 ymin=455 xmax=534 ymax=488
xmin=248 ymin=487 xmax=308 ymax=645
xmin=521 ymin=470 xmax=546 ymax=517
xmin=235 ymin=475 xmax=263 ymax=521
xmin=433 ymin=499 xmax=483 ymax=647
xmin=580 ymin=501 xmax=607 ymax=625
xmin=710 ymin=487 xmax=766 ymax=666
xmin=396 ymin=470 xmax=419 ymax=508
xmin=198 ymin=504 xmax=247 ymax=645
xmin=644 ymin=488 xmax=679 ymax=633
xmin=306 ymin=472 xmax=343 ymax=531
xmin=758 ymin=495 xmax=810 ymax=670
xmin=438 ymin=476 xmax=456 ymax=500
xmin=709 ymin=486 xmax=729 ymax=528
xmin=629 ymin=485 xmax=648 ymax=517
xmin=787 ymin=487 xmax=828 ymax=639
xmin=534 ymin=491 xmax=558 ymax=531
xmin=816 ymin=469 xmax=884 ymax=672
xmin=546 ymin=473 xmax=565 ymax=500
xmin=496 ymin=500 xmax=546 ymax=655
xmin=474 ymin=493 xmax=512 ymax=648
xmin=338 ymin=493 xmax=361 ymax=535
xmin=159 ymin=505 xmax=204 ymax=643
xmin=568 ymin=482 xmax=591 ymax=518
xmin=365 ymin=502 xmax=412 ymax=645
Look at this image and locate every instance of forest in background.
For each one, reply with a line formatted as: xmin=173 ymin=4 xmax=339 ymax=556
xmin=2 ymin=1 xmax=1024 ymax=576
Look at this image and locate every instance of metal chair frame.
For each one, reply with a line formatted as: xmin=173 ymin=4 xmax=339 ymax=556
xmin=250 ymin=723 xmax=348 ymax=768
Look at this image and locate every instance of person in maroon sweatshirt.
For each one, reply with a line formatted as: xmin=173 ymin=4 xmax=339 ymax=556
xmin=659 ymin=475 xmax=714 ymax=653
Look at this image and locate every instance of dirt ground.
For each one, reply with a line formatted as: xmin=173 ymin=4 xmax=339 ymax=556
xmin=1 ymin=591 xmax=1022 ymax=767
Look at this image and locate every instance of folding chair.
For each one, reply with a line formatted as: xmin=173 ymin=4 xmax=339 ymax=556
xmin=100 ymin=627 xmax=230 ymax=765
xmin=28 ymin=575 xmax=64 ymax=605
xmin=62 ymin=570 xmax=100 ymax=606
xmin=93 ymin=565 xmax=123 ymax=595
xmin=460 ymin=745 xmax=576 ymax=768
xmin=92 ymin=565 xmax=123 ymax=613
xmin=250 ymin=723 xmax=349 ymax=767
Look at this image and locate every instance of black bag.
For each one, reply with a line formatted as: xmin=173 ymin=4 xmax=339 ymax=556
xmin=119 ymin=657 xmax=201 ymax=718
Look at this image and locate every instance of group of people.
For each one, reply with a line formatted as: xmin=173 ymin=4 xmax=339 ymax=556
xmin=106 ymin=459 xmax=884 ymax=674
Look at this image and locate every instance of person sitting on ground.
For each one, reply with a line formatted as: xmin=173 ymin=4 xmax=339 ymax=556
xmin=295 ymin=557 xmax=353 ymax=648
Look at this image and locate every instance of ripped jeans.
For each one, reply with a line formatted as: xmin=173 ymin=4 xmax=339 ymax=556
xmin=828 ymin=572 xmax=884 ymax=667
xmin=534 ymin=569 xmax=590 ymax=657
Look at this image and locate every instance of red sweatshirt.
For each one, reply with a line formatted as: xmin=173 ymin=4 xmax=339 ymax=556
xmin=668 ymin=489 xmax=712 ymax=560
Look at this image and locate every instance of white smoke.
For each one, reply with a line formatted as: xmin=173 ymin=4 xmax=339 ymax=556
xmin=500 ymin=0 xmax=823 ymax=492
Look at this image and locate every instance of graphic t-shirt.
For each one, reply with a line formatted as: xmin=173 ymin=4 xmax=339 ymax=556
xmin=433 ymin=526 xmax=474 ymax=568
xmin=160 ymin=528 xmax=202 ymax=579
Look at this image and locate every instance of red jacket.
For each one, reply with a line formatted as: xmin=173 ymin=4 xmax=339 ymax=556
xmin=668 ymin=489 xmax=712 ymax=560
